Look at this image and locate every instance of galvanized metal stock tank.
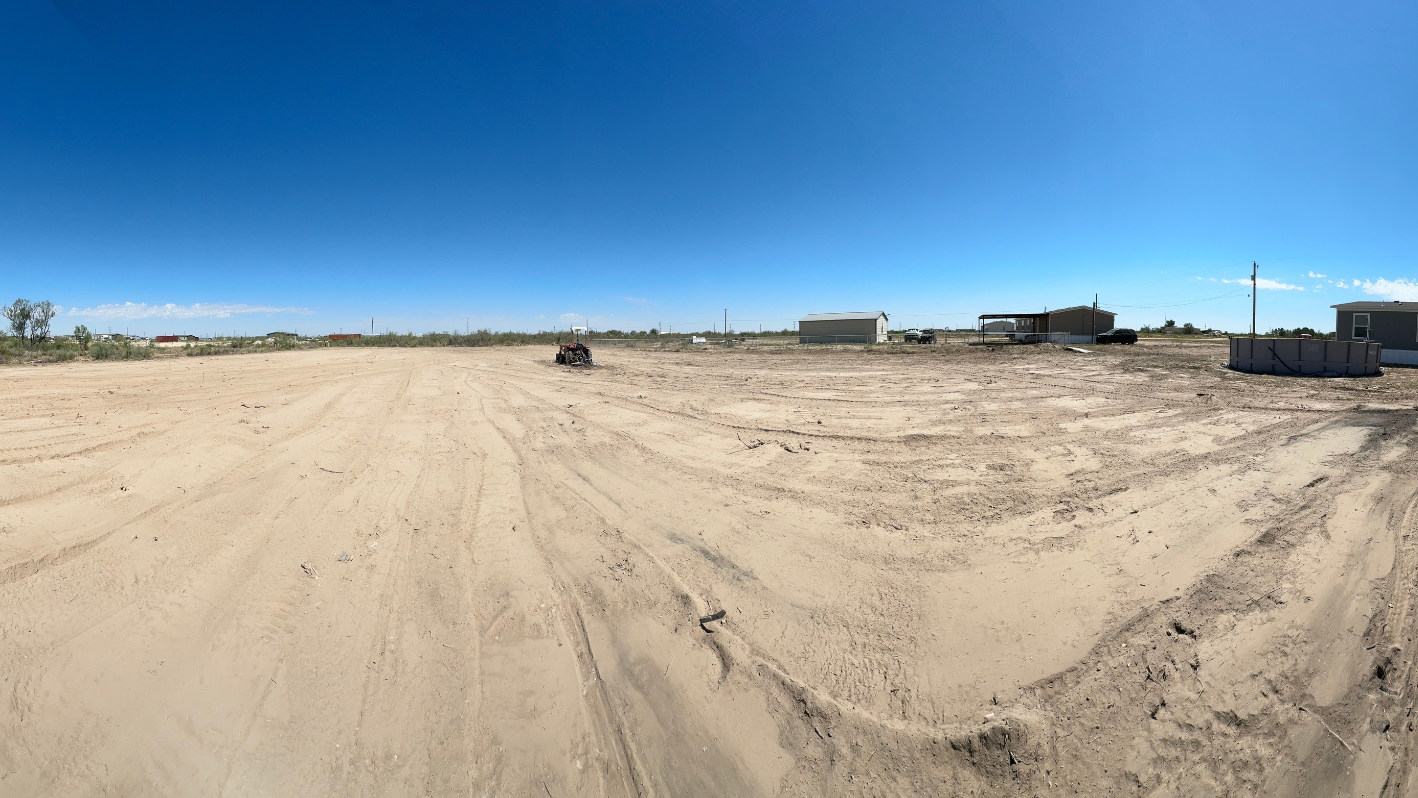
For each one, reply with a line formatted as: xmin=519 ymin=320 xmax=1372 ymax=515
xmin=1229 ymin=337 xmax=1382 ymax=376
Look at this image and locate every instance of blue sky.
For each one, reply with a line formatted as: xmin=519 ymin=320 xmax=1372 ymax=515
xmin=3 ymin=0 xmax=1416 ymax=336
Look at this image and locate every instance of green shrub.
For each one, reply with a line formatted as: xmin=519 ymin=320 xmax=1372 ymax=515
xmin=345 ymin=329 xmax=566 ymax=348
xmin=90 ymin=341 xmax=153 ymax=360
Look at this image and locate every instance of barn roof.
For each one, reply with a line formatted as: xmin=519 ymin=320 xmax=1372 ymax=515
xmin=799 ymin=312 xmax=887 ymax=322
xmin=1047 ymin=305 xmax=1115 ymax=315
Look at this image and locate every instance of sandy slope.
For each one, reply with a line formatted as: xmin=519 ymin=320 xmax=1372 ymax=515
xmin=2 ymin=342 xmax=1416 ymax=796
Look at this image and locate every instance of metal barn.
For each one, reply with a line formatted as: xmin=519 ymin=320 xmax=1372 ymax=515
xmin=799 ymin=312 xmax=888 ymax=344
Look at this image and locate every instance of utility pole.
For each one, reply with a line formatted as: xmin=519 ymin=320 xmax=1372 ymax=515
xmin=724 ymin=309 xmax=728 ymax=339
xmin=371 ymin=318 xmax=374 ymax=335
xmin=1091 ymin=294 xmax=1098 ymax=345
xmin=1251 ymin=261 xmax=1258 ymax=338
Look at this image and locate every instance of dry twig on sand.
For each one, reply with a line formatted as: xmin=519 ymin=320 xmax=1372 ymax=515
xmin=1298 ymin=706 xmax=1353 ymax=752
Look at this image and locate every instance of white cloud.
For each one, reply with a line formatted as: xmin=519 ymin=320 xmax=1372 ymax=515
xmin=1221 ymin=277 xmax=1302 ymax=291
xmin=64 ymin=302 xmax=311 ymax=321
xmin=622 ymin=296 xmax=648 ymax=305
xmin=1359 ymin=278 xmax=1418 ymax=302
xmin=1308 ymin=271 xmax=1326 ymax=278
xmin=558 ymin=312 xmax=609 ymax=327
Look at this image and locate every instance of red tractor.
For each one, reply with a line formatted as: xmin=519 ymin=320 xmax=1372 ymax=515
xmin=555 ymin=327 xmax=594 ymax=366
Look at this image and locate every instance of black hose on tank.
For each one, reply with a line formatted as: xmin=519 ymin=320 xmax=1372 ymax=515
xmin=1268 ymin=342 xmax=1305 ymax=375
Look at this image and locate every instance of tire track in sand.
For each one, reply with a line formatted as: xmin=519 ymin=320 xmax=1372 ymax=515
xmin=462 ymin=374 xmax=643 ymax=797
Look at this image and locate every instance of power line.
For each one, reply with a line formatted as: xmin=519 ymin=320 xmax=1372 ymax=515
xmin=1101 ymin=287 xmax=1246 ymax=309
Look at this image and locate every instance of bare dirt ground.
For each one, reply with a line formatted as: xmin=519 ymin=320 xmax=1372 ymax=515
xmin=3 ymin=341 xmax=1417 ymax=796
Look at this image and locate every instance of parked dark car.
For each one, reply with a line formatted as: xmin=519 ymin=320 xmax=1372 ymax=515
xmin=1096 ymin=328 xmax=1137 ymax=344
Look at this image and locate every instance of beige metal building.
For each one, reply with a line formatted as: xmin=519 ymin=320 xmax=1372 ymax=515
xmin=1045 ymin=306 xmax=1115 ymax=341
xmin=799 ymin=312 xmax=888 ymax=343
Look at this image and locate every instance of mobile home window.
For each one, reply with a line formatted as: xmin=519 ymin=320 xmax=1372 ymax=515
xmin=1353 ymin=313 xmax=1370 ymax=340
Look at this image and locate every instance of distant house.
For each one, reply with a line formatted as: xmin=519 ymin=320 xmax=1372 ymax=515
xmin=799 ymin=312 xmax=888 ymax=344
xmin=977 ymin=305 xmax=1115 ymax=344
xmin=155 ymin=335 xmax=199 ymax=343
xmin=982 ymin=320 xmax=1016 ymax=333
xmin=1333 ymin=301 xmax=1418 ymax=364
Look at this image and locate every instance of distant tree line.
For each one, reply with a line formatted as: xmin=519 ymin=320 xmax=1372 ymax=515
xmin=1264 ymin=326 xmax=1333 ymax=339
xmin=324 ymin=327 xmax=800 ymax=348
xmin=1137 ymin=320 xmax=1212 ymax=335
xmin=1133 ymin=318 xmax=1333 ymax=339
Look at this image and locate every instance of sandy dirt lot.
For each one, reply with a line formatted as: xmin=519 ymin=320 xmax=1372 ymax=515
xmin=2 ymin=341 xmax=1417 ymax=796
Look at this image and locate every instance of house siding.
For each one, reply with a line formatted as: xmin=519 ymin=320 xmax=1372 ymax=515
xmin=1336 ymin=309 xmax=1418 ymax=351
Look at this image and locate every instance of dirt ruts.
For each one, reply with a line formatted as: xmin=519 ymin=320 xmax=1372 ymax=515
xmin=1 ymin=342 xmax=1414 ymax=796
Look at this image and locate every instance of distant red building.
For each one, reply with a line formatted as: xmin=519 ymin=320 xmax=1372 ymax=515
xmin=328 ymin=334 xmax=362 ymax=340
